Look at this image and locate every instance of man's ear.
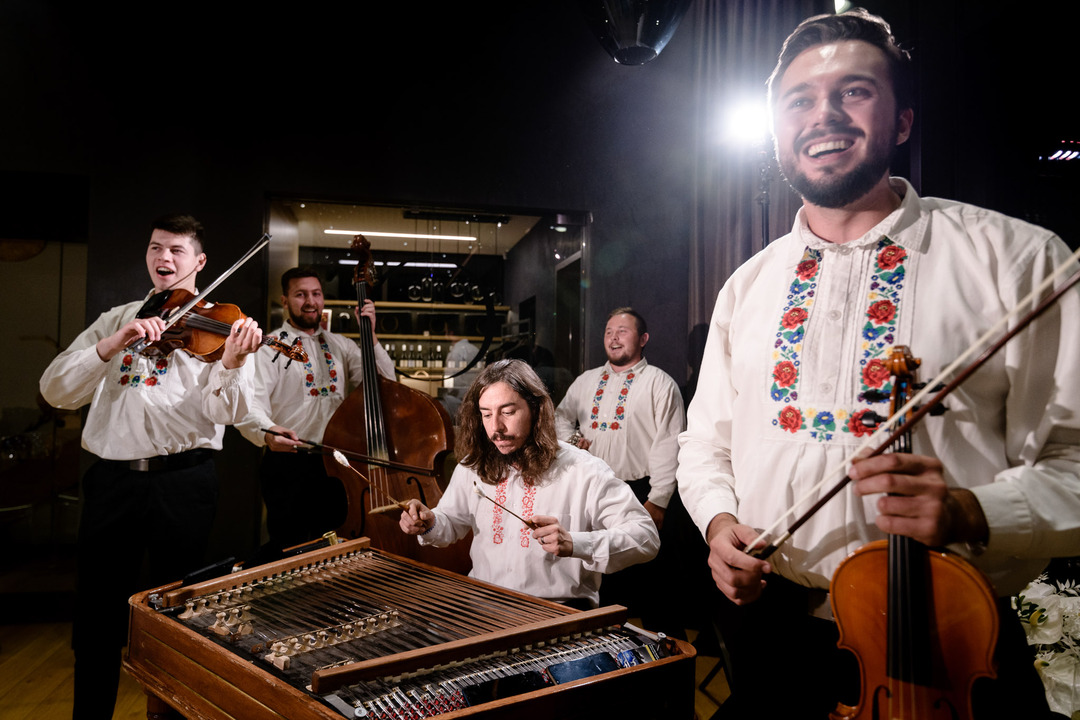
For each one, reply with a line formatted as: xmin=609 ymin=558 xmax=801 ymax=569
xmin=896 ymin=108 xmax=914 ymax=145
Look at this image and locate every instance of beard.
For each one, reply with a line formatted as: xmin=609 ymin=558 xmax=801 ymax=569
xmin=779 ymin=124 xmax=899 ymax=209
xmin=288 ymin=308 xmax=322 ymax=331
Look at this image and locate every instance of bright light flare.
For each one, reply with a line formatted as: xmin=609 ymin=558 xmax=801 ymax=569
xmin=723 ymin=100 xmax=771 ymax=147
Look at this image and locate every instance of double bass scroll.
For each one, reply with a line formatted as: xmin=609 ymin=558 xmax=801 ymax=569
xmin=321 ymin=234 xmax=473 ymax=574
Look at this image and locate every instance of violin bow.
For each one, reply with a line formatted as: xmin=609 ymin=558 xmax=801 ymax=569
xmin=260 ymin=428 xmax=434 ymax=476
xmin=749 ymin=244 xmax=1080 ymax=559
xmin=128 ymin=233 xmax=271 ymax=354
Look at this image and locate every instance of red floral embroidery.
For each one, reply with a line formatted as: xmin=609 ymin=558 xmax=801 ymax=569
xmin=782 ymin=307 xmax=809 ymax=329
xmin=862 ymin=358 xmax=891 ymax=388
xmin=877 ymin=245 xmax=907 ymax=270
xmin=796 ymin=259 xmax=819 ymax=281
xmin=120 ymin=375 xmax=130 ymax=385
xmin=846 ymin=409 xmax=875 ymax=437
xmin=610 ymin=421 xmax=620 ymax=430
xmin=145 ymin=377 xmax=157 ymax=386
xmin=778 ymin=406 xmax=803 ymax=433
xmin=773 ymin=361 xmax=798 ymax=388
xmin=867 ymin=300 xmax=896 ymax=325
xmin=591 ymin=421 xmax=599 ymax=429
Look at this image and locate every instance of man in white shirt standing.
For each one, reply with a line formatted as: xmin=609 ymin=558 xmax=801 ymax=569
xmin=677 ymin=9 xmax=1076 ymax=718
xmin=237 ymin=266 xmax=396 ymax=559
xmin=39 ymin=214 xmax=263 ymax=720
xmin=554 ymin=307 xmax=684 ymax=623
xmin=399 ymin=359 xmax=659 ymax=608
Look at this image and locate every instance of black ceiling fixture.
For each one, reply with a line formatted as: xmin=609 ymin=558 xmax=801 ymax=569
xmin=579 ymin=0 xmax=693 ymax=65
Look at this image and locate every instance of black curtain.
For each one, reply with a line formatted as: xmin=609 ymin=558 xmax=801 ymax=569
xmin=687 ymin=0 xmax=827 ymax=330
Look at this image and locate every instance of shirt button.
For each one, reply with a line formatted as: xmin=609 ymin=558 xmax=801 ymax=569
xmin=820 ymin=383 xmax=833 ymax=394
xmin=828 ymin=309 xmax=842 ymax=321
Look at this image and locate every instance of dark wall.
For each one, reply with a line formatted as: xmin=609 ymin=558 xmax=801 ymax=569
xmin=2 ymin=2 xmax=697 ymax=559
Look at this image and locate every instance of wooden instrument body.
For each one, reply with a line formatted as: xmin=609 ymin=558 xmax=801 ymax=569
xmin=830 ymin=542 xmax=998 ymax=720
xmin=123 ymin=538 xmax=696 ymax=720
xmin=321 ymin=375 xmax=473 ymax=574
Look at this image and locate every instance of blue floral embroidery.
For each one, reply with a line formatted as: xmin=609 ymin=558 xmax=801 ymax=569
xmin=769 ymin=239 xmax=908 ymax=441
xmin=119 ymin=354 xmax=169 ymax=388
xmin=303 ymin=339 xmax=339 ymax=397
xmin=590 ymin=371 xmax=635 ymax=431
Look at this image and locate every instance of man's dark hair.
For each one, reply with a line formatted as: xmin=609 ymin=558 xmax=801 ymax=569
xmin=767 ymin=8 xmax=913 ymax=113
xmin=608 ymin=306 xmax=647 ymax=336
xmin=150 ymin=214 xmax=206 ymax=253
xmin=456 ymin=359 xmax=560 ymax=486
xmin=280 ymin=266 xmax=323 ymax=296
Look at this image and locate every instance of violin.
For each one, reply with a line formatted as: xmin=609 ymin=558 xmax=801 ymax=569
xmin=133 ymin=288 xmax=308 ymax=364
xmin=829 ymin=346 xmax=998 ymax=720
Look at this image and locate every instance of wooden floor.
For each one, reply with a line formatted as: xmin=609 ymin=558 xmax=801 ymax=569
xmin=0 ymin=618 xmax=730 ymax=719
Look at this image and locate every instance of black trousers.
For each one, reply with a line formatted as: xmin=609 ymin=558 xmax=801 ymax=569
xmin=257 ymin=450 xmax=347 ymax=561
xmin=599 ymin=478 xmax=691 ymax=637
xmin=72 ymin=452 xmax=217 ymax=720
xmin=711 ymin=574 xmax=1058 ymax=719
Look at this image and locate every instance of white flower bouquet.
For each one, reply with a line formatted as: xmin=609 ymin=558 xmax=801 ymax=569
xmin=1015 ymin=573 xmax=1080 ymax=718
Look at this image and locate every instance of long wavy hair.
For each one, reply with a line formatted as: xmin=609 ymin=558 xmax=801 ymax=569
xmin=456 ymin=359 xmax=560 ymax=486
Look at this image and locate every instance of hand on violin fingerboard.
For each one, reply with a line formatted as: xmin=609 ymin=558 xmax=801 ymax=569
xmin=97 ymin=316 xmax=168 ymax=362
xmin=849 ymin=452 xmax=988 ymax=548
xmin=221 ymin=317 xmax=262 ymax=369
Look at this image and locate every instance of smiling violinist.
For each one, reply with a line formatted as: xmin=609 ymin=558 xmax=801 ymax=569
xmin=39 ymin=214 xmax=263 ymax=720
xmin=676 ymin=10 xmax=1079 ymax=719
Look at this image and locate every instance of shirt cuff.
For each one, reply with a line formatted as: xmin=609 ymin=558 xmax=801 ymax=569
xmin=969 ymin=480 xmax=1033 ymax=556
xmin=569 ymin=531 xmax=594 ymax=561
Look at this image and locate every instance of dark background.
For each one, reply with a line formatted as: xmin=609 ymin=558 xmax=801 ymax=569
xmin=2 ymin=0 xmax=1076 ymax=566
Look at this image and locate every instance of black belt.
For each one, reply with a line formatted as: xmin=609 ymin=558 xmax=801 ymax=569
xmin=104 ymin=448 xmax=213 ymax=473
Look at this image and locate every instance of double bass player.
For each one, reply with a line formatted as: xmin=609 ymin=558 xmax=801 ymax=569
xmin=237 ymin=266 xmax=396 ymax=560
xmin=676 ymin=9 xmax=1080 ymax=718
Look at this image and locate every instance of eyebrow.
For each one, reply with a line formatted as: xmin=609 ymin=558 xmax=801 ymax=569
xmin=479 ymin=402 xmax=519 ymax=413
xmin=780 ymin=73 xmax=881 ymax=100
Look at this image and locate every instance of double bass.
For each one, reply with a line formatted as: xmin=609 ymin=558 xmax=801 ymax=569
xmin=321 ymin=234 xmax=472 ymax=574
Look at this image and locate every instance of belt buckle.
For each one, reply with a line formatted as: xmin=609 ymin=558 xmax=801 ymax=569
xmin=129 ymin=458 xmax=151 ymax=472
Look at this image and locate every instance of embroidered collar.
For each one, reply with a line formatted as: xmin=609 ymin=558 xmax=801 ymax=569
xmin=793 ymin=178 xmax=928 ymax=255
xmin=279 ymin=324 xmax=338 ymax=397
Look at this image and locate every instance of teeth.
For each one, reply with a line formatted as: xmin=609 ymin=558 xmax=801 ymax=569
xmin=808 ymin=140 xmax=852 ymax=158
